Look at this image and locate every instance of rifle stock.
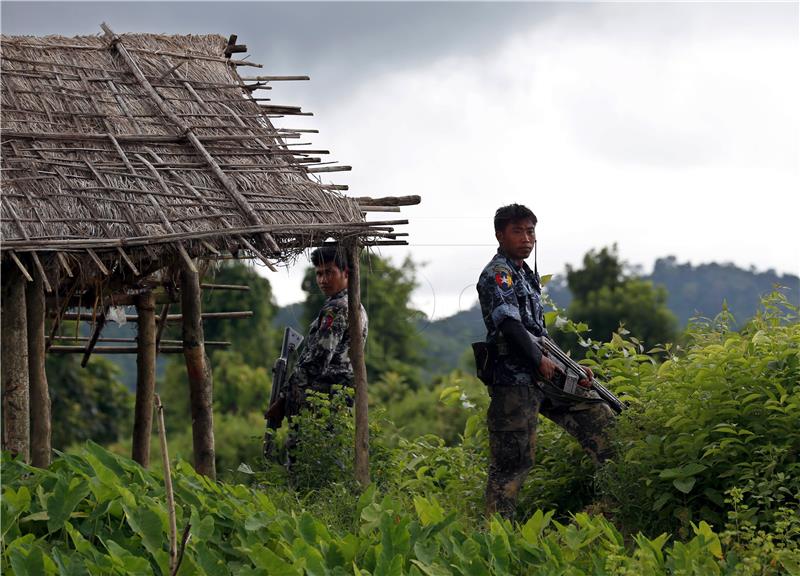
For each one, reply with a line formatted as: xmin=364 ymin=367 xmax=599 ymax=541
xmin=265 ymin=327 xmax=304 ymax=430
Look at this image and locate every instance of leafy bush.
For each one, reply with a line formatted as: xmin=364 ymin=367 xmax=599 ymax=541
xmin=6 ymin=444 xmax=797 ymax=575
xmin=593 ymin=291 xmax=800 ymax=538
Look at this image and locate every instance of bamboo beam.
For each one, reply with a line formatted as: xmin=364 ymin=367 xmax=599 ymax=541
xmin=1 ymin=131 xmax=269 ymax=143
xmin=358 ymin=206 xmax=401 ymax=213
xmin=347 ymin=242 xmax=370 ymax=487
xmin=1 ymin=266 xmax=30 ymax=461
xmin=8 ymin=251 xmax=34 ymax=281
xmin=180 ymin=265 xmax=216 ymax=479
xmin=26 ymin=269 xmax=50 ymax=468
xmin=200 ymin=283 xmax=250 ymax=292
xmin=2 ymin=220 xmax=410 ymax=251
xmin=132 ymin=292 xmax=156 ymax=467
xmin=61 ymin=311 xmax=253 ymax=323
xmin=48 ymin=346 xmax=227 ymax=354
xmin=352 ymin=195 xmax=421 ymax=207
xmin=50 ymin=337 xmax=230 ymax=346
xmin=81 ymin=312 xmax=106 ymax=368
xmin=239 ymin=75 xmax=310 ymax=81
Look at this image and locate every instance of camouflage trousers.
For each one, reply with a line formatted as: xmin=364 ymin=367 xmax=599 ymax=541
xmin=485 ymin=382 xmax=616 ymax=519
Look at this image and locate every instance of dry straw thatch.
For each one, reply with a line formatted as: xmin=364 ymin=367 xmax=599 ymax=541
xmin=1 ymin=26 xmax=403 ymax=287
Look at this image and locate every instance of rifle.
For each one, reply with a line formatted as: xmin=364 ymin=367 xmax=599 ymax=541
xmin=264 ymin=327 xmax=304 ymax=430
xmin=536 ymin=336 xmax=626 ymax=414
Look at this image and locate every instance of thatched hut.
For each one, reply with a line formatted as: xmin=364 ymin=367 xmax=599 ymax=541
xmin=1 ymin=24 xmax=417 ymax=483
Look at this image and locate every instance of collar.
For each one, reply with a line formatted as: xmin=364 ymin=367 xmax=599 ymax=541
xmin=496 ymin=248 xmax=531 ymax=273
xmin=326 ymin=288 xmax=348 ymax=302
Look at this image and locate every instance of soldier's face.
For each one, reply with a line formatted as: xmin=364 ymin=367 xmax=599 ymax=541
xmin=496 ymin=218 xmax=536 ymax=263
xmin=315 ymin=262 xmax=348 ymax=296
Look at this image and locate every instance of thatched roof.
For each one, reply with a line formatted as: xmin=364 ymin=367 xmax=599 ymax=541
xmin=1 ymin=25 xmax=406 ymax=285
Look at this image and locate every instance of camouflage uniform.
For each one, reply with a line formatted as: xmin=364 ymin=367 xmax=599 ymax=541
xmin=477 ymin=249 xmax=615 ymax=519
xmin=285 ymin=288 xmax=368 ymax=417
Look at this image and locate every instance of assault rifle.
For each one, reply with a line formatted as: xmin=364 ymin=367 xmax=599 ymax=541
xmin=264 ymin=327 xmax=304 ymax=430
xmin=535 ymin=336 xmax=626 ymax=414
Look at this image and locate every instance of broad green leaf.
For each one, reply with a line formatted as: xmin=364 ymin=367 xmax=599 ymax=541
xmin=410 ymin=559 xmax=454 ymax=576
xmin=298 ymin=512 xmax=318 ymax=544
xmin=46 ymin=477 xmax=89 ymax=533
xmin=692 ymin=521 xmax=723 ymax=559
xmin=103 ymin=539 xmax=152 ymax=576
xmin=520 ymin=509 xmax=553 ymax=544
xmin=195 ymin=545 xmax=232 ymax=576
xmin=123 ymin=504 xmax=165 ymax=559
xmin=673 ymin=477 xmax=697 ymax=494
xmin=2 ymin=486 xmax=31 ymax=538
xmin=413 ymin=495 xmax=445 ymax=526
xmin=244 ymin=511 xmax=271 ymax=531
xmin=438 ymin=386 xmax=461 ymax=406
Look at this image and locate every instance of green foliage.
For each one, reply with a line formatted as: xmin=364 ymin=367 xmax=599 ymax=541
xmin=563 ymin=245 xmax=678 ymax=354
xmin=199 ymin=260 xmax=280 ymax=369
xmin=301 ymin=253 xmax=426 ymax=387
xmin=592 ymin=290 xmax=800 ymax=538
xmin=370 ymin=370 xmax=487 ymax=446
xmin=3 ymin=443 xmax=797 ymax=575
xmin=45 ymin=354 xmax=133 ymax=450
xmin=288 ymin=387 xmax=356 ymax=492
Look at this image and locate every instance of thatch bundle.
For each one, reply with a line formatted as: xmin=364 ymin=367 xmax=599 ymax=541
xmin=1 ymin=27 xmax=397 ymax=286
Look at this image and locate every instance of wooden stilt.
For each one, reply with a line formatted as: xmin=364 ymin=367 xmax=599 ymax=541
xmin=180 ymin=264 xmax=216 ymax=479
xmin=347 ymin=242 xmax=370 ymax=486
xmin=27 ymin=268 xmax=51 ymax=467
xmin=1 ymin=265 xmax=30 ymax=461
xmin=132 ymin=291 xmax=156 ymax=467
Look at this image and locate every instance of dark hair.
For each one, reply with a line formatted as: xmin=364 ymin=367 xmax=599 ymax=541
xmin=310 ymin=245 xmax=348 ymax=271
xmin=494 ymin=204 xmax=537 ymax=232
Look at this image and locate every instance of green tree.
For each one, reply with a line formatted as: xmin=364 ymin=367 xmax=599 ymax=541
xmin=200 ymin=261 xmax=280 ymax=369
xmin=45 ymin=355 xmax=133 ymax=450
xmin=158 ymin=261 xmax=278 ymax=433
xmin=300 ymin=253 xmax=426 ymax=387
xmin=563 ymin=245 xmax=677 ymax=350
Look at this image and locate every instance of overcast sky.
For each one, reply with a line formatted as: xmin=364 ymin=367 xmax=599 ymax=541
xmin=3 ymin=1 xmax=798 ymax=318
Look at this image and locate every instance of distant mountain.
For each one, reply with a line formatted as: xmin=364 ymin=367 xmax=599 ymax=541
xmin=273 ymin=302 xmax=306 ymax=333
xmin=650 ymin=257 xmax=799 ymax=326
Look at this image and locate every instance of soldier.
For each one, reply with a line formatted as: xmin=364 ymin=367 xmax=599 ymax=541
xmin=476 ymin=204 xmax=616 ymax=519
xmin=285 ymin=245 xmax=368 ymax=420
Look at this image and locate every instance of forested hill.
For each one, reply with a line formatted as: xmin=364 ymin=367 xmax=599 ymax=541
xmin=416 ymin=258 xmax=799 ymax=376
xmin=650 ymin=257 xmax=799 ymax=326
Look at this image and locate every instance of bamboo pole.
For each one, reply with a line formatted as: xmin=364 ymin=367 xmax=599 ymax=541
xmin=347 ymin=242 xmax=370 ymax=486
xmin=154 ymin=394 xmax=178 ymax=573
xmin=26 ymin=268 xmax=51 ymax=467
xmin=180 ymin=265 xmax=216 ymax=479
xmin=132 ymin=291 xmax=156 ymax=467
xmin=1 ymin=266 xmax=30 ymax=461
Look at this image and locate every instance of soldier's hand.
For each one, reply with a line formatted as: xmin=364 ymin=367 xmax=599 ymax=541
xmin=578 ymin=366 xmax=594 ymax=388
xmin=538 ymin=356 xmax=559 ymax=381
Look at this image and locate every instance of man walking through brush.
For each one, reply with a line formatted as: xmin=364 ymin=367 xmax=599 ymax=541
xmin=476 ymin=204 xmax=616 ymax=519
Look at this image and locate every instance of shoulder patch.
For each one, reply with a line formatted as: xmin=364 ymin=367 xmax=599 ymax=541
xmin=318 ymin=308 xmax=337 ymax=332
xmin=492 ymin=265 xmax=514 ymax=291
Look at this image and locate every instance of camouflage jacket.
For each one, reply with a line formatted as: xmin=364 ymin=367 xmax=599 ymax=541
xmin=477 ymin=249 xmax=548 ymax=386
xmin=288 ymin=289 xmax=368 ymax=391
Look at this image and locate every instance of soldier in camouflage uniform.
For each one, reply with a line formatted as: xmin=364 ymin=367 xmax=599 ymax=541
xmin=285 ymin=246 xmax=369 ymax=418
xmin=477 ymin=204 xmax=616 ymax=519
